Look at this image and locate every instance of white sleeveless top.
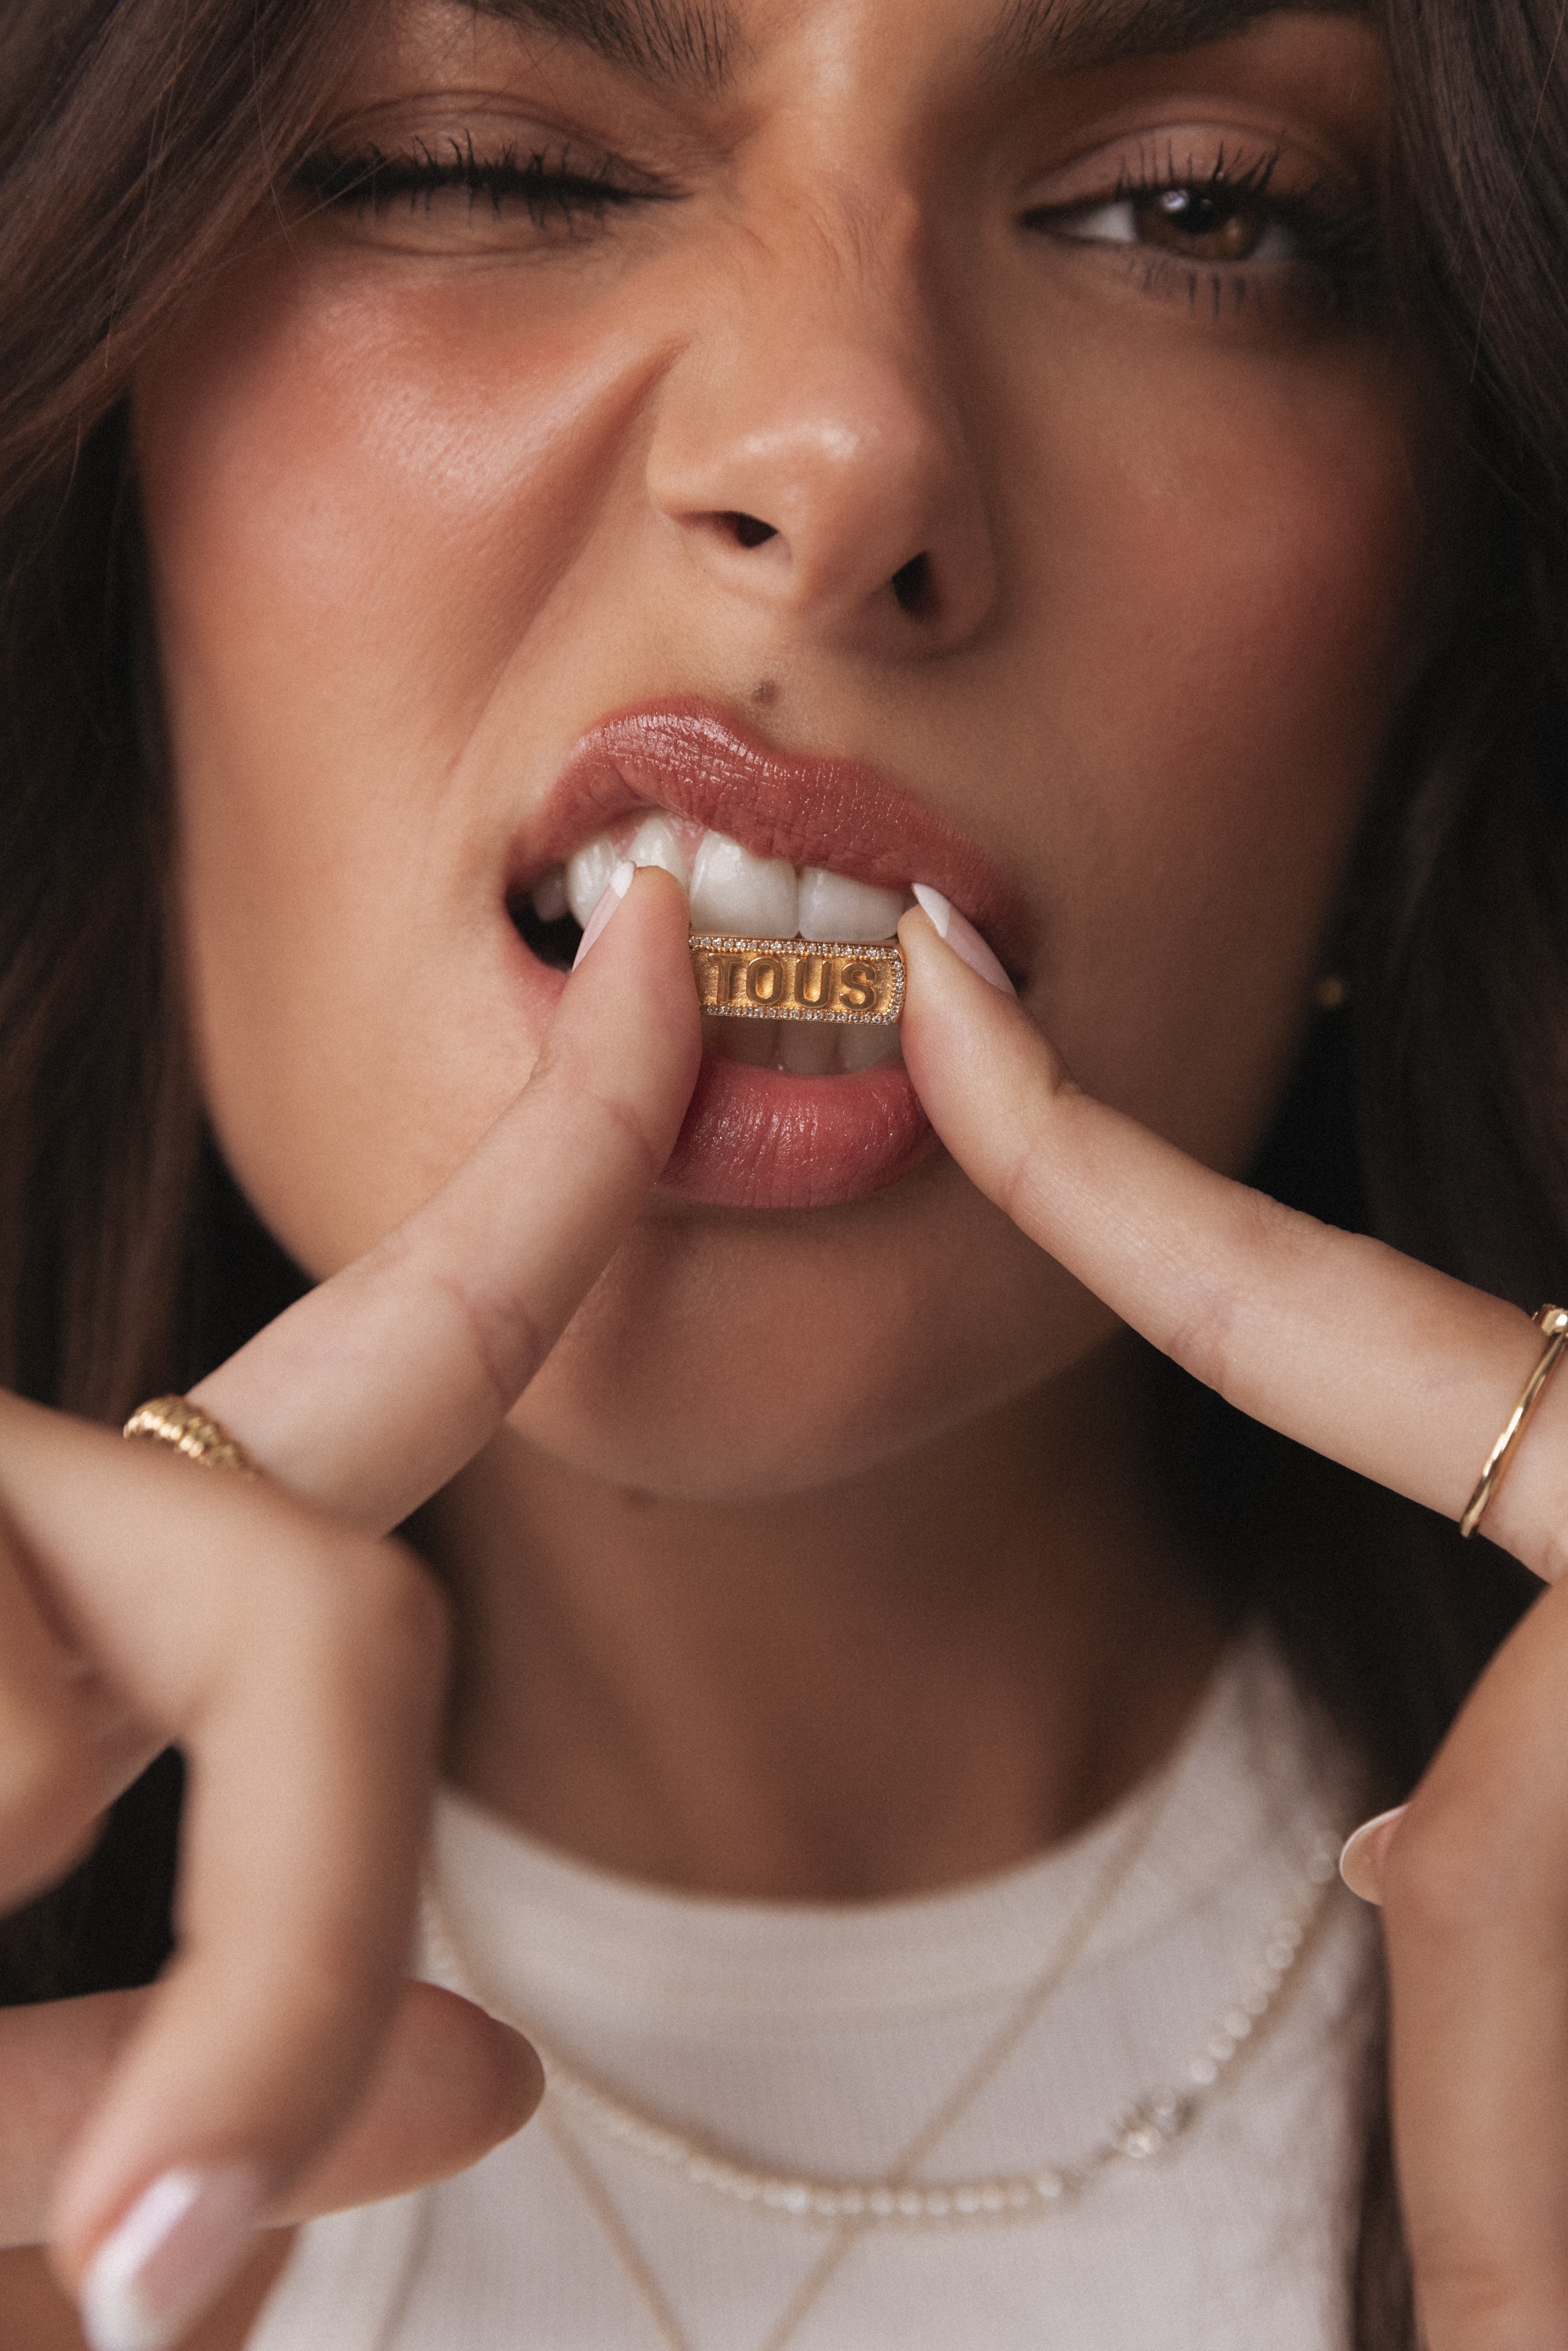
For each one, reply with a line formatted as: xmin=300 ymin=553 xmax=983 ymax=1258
xmin=248 ymin=1635 xmax=1376 ymax=2350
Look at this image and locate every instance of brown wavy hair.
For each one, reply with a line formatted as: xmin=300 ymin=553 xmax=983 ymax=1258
xmin=2 ymin=4 xmax=1566 ymax=2342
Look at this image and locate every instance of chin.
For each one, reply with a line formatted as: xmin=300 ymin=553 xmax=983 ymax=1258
xmin=502 ymin=1204 xmax=1114 ymax=1505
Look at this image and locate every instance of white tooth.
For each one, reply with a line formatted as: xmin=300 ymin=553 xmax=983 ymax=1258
xmin=690 ymin=831 xmax=798 ymax=936
xmin=565 ymin=832 xmax=619 ymax=927
xmin=797 ymin=868 xmax=908 ymax=944
xmin=838 ymin=1022 xmax=904 ymax=1071
xmin=530 ymin=867 xmax=569 ymax=922
xmin=777 ymin=1023 xmax=838 ymax=1076
xmin=626 ymin=813 xmax=691 ymax=889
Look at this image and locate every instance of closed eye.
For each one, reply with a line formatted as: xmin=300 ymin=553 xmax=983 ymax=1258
xmin=295 ymin=135 xmax=669 ymax=234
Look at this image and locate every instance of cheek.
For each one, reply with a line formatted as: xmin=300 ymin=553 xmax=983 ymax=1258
xmin=139 ymin=250 xmax=640 ymax=729
xmin=134 ymin=249 xmax=657 ymax=1270
xmin=998 ymin=320 xmax=1442 ymax=1168
xmin=130 ymin=232 xmax=1451 ymax=1491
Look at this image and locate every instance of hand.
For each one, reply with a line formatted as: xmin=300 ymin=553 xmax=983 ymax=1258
xmin=0 ymin=867 xmax=698 ymax=2342
xmin=899 ymin=900 xmax=1568 ymax=2349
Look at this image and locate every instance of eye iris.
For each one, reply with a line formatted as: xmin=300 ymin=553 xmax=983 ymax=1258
xmin=1137 ymin=188 xmax=1264 ymax=262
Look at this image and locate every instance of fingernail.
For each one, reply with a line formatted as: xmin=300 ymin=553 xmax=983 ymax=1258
xmin=79 ymin=2165 xmax=265 ymax=2351
xmin=1338 ymin=1806 xmax=1407 ymax=1905
xmin=910 ymin=883 xmax=1016 ymax=996
xmin=571 ymin=860 xmax=635 ymax=969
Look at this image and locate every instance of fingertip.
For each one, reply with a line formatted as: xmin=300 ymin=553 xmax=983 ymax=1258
xmin=570 ymin=859 xmax=689 ymax=968
xmin=71 ymin=2163 xmax=265 ymax=2351
xmin=482 ymin=2013 xmax=546 ymax=2139
xmin=561 ymin=862 xmax=695 ymax=1030
xmin=272 ymin=1984 xmax=545 ymax=2225
xmin=570 ymin=860 xmax=635 ymax=969
xmin=621 ymin=857 xmax=693 ymax=950
xmin=393 ymin=1983 xmax=543 ymax=2149
xmin=1340 ymin=1805 xmax=1407 ymax=1904
xmin=904 ymin=885 xmax=1016 ymax=996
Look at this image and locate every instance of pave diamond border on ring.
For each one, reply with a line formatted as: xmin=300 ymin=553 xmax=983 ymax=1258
xmin=690 ymin=934 xmax=905 ymax=1025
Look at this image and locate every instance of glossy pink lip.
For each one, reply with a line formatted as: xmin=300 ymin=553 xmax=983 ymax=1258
xmin=661 ymin=1058 xmax=940 ymax=1210
xmin=513 ymin=701 xmax=1025 ymax=1211
xmin=515 ymin=701 xmax=1029 ymax=970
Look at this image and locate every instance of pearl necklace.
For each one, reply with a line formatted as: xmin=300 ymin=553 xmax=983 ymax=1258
xmin=422 ymin=1790 xmax=1344 ymax=2351
xmin=516 ymin=1828 xmax=1342 ymax=2226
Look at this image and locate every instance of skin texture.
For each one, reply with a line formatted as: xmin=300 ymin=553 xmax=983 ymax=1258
xmin=2 ymin=4 xmax=1563 ymax=2349
xmin=138 ymin=2 xmax=1441 ymax=1504
xmin=129 ymin=0 xmax=1447 ymax=1891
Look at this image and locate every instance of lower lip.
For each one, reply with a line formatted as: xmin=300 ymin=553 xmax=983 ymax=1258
xmin=658 ymin=1056 xmax=936 ymax=1210
xmin=505 ymin=922 xmax=932 ymax=1210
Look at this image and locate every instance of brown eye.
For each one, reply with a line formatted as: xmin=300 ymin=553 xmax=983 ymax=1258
xmin=1133 ymin=188 xmax=1270 ymax=261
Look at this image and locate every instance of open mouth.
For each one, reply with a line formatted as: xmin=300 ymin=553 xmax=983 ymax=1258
xmin=512 ymin=810 xmax=914 ymax=1076
xmin=505 ymin=703 xmax=1022 ymax=1210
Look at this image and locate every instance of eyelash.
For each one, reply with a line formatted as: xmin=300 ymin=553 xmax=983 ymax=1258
xmin=295 ymin=135 xmax=1381 ymax=318
xmin=1027 ymin=147 xmax=1381 ymax=302
xmin=295 ymin=136 xmax=654 ymax=228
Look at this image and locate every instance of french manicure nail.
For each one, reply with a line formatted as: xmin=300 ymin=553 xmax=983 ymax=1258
xmin=910 ymin=883 xmax=1016 ymax=996
xmin=1338 ymin=1805 xmax=1407 ymax=1906
xmin=572 ymin=859 xmax=636 ymax=969
xmin=79 ymin=2165 xmax=265 ymax=2351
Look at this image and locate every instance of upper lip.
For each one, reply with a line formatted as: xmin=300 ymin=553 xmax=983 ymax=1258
xmin=512 ymin=700 xmax=1030 ymax=972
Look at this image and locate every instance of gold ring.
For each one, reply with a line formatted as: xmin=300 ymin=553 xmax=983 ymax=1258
xmin=123 ymin=1394 xmax=256 ymax=1476
xmin=1460 ymin=1305 xmax=1568 ymax=1538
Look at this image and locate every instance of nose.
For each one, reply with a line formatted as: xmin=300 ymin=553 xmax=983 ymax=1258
xmin=644 ymin=202 xmax=998 ymax=656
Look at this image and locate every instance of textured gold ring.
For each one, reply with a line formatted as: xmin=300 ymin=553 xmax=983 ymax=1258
xmin=690 ymin=934 xmax=904 ymax=1025
xmin=1460 ymin=1304 xmax=1568 ymax=1538
xmin=123 ymin=1394 xmax=256 ymax=1476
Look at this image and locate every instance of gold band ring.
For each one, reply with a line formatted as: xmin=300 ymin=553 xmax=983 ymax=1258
xmin=123 ymin=1394 xmax=255 ymax=1476
xmin=1460 ymin=1304 xmax=1568 ymax=1538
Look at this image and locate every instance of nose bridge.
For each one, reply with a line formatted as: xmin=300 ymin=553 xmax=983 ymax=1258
xmin=644 ymin=170 xmax=995 ymax=643
xmin=753 ymin=182 xmax=947 ymax=474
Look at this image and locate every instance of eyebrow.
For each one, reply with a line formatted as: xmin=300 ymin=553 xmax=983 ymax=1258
xmin=470 ymin=0 xmax=1363 ymax=95
xmin=473 ymin=0 xmax=737 ymax=88
xmin=986 ymin=0 xmax=1368 ymax=74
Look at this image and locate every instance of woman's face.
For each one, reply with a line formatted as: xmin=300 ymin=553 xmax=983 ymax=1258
xmin=136 ymin=0 xmax=1454 ymax=1500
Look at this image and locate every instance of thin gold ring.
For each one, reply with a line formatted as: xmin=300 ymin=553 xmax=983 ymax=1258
xmin=1460 ymin=1305 xmax=1568 ymax=1538
xmin=123 ymin=1394 xmax=255 ymax=1476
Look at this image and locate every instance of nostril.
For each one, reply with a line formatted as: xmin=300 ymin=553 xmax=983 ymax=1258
xmin=891 ymin=552 xmax=932 ymax=614
xmin=722 ymin=511 xmax=780 ymax=549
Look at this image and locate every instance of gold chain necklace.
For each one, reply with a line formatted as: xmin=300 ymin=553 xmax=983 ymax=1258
xmin=424 ymin=1799 xmax=1341 ymax=2351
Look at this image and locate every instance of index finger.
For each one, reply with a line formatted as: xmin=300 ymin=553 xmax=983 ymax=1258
xmin=192 ymin=864 xmax=698 ymax=1534
xmin=897 ymin=908 xmax=1568 ymax=1582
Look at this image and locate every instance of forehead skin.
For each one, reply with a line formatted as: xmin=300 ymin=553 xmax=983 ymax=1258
xmin=470 ymin=0 xmax=1369 ymax=89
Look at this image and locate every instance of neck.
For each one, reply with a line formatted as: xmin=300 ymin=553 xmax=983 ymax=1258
xmin=427 ymin=1343 xmax=1223 ymax=1901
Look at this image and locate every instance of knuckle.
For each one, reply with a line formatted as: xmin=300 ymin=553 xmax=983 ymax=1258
xmin=336 ymin=1538 xmax=451 ymax=1715
xmin=0 ymin=1701 xmax=91 ymax=1832
xmin=259 ymin=1526 xmax=450 ymax=1707
xmin=1160 ymin=1194 xmax=1287 ymax=1396
xmin=1161 ymin=1285 xmax=1242 ymax=1400
xmin=437 ymin=1267 xmax=546 ymax=1421
xmin=0 ymin=1698 xmax=102 ymax=1893
xmin=997 ymin=1072 xmax=1077 ymax=1230
xmin=582 ymin=1081 xmax=664 ymax=1189
xmin=360 ymin=1540 xmax=451 ymax=1701
xmin=1161 ymin=1193 xmax=1341 ymax=1404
